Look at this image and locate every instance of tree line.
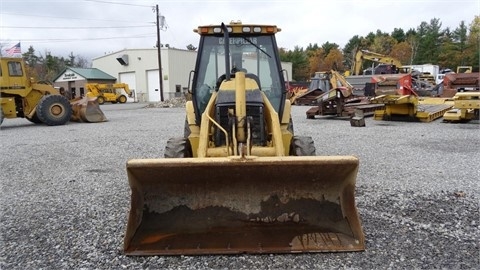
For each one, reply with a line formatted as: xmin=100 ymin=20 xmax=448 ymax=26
xmin=6 ymin=16 xmax=478 ymax=83
xmin=18 ymin=46 xmax=90 ymax=84
xmin=279 ymin=16 xmax=480 ymax=81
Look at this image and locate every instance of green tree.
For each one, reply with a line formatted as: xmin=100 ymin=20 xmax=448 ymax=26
xmin=391 ymin=28 xmax=406 ymax=43
xmin=405 ymin=28 xmax=419 ymax=64
xmin=415 ymin=18 xmax=443 ymax=64
xmin=362 ymin=32 xmax=376 ymax=48
xmin=19 ymin=46 xmax=91 ymax=82
xmin=22 ymin=46 xmax=39 ymax=66
xmin=279 ymin=46 xmax=309 ymax=81
xmin=305 ymin=43 xmax=320 ymax=53
xmin=452 ymin=20 xmax=469 ymax=66
xmin=370 ymin=35 xmax=397 ymax=55
xmin=321 ymin=42 xmax=339 ymax=56
xmin=343 ymin=35 xmax=363 ymax=74
xmin=435 ymin=28 xmax=452 ymax=69
xmin=466 ymin=16 xmax=480 ymax=70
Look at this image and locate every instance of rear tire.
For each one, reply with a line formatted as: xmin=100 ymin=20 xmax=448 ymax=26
xmin=36 ymin=95 xmax=73 ymax=126
xmin=164 ymin=137 xmax=193 ymax=158
xmin=290 ymin=136 xmax=316 ymax=156
xmin=0 ymin=109 xmax=4 ymax=125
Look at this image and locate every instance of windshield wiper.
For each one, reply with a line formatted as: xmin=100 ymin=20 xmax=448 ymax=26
xmin=242 ymin=37 xmax=271 ymax=58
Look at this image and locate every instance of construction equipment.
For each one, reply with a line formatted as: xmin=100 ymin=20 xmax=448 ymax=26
xmin=0 ymin=57 xmax=106 ymax=126
xmin=369 ymin=76 xmax=453 ymax=122
xmin=443 ymin=72 xmax=479 ymax=91
xmin=443 ymin=92 xmax=480 ymax=122
xmin=296 ymin=70 xmax=356 ymax=105
xmin=352 ymin=50 xmax=436 ymax=87
xmin=352 ymin=50 xmax=405 ymax=76
xmin=124 ymin=22 xmax=365 ymax=256
xmin=372 ymin=74 xmax=414 ymax=96
xmin=295 ymin=70 xmax=380 ymax=119
xmin=286 ymin=81 xmax=309 ymax=104
xmin=86 ymin=83 xmax=132 ymax=104
xmin=457 ymin=66 xmax=473 ymax=73
xmin=402 ymin=64 xmax=439 ymax=86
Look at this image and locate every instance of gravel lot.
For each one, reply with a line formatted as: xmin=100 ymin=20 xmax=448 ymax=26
xmin=1 ymin=102 xmax=479 ymax=269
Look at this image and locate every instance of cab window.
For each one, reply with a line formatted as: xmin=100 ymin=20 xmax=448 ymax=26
xmin=8 ymin=61 xmax=23 ymax=76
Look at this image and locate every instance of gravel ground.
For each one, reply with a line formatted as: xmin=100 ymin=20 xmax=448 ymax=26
xmin=0 ymin=102 xmax=479 ymax=269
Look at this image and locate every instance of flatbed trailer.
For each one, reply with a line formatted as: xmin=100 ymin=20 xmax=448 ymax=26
xmin=443 ymin=92 xmax=480 ymax=122
xmin=370 ymin=95 xmax=453 ymax=122
xmin=306 ymin=99 xmax=384 ymax=119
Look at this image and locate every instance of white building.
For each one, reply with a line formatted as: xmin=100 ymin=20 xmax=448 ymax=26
xmin=92 ymin=48 xmax=292 ymax=102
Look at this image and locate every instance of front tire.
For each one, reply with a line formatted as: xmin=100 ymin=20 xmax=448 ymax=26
xmin=27 ymin=113 xmax=42 ymax=124
xmin=36 ymin=95 xmax=73 ymax=126
xmin=290 ymin=136 xmax=316 ymax=156
xmin=118 ymin=95 xmax=127 ymax=103
xmin=164 ymin=137 xmax=193 ymax=158
xmin=97 ymin=96 xmax=105 ymax=105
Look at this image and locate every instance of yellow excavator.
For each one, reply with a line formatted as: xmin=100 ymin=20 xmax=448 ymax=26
xmin=124 ymin=22 xmax=365 ymax=255
xmin=0 ymin=57 xmax=106 ymax=126
xmin=352 ymin=49 xmax=411 ymax=76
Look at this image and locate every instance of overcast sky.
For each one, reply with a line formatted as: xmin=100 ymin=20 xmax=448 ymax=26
xmin=1 ymin=0 xmax=478 ymax=61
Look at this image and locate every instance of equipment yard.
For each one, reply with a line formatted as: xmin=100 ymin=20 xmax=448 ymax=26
xmin=0 ymin=103 xmax=479 ymax=269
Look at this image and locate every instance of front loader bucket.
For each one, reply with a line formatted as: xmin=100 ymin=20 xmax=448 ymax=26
xmin=70 ymin=97 xmax=107 ymax=123
xmin=124 ymin=156 xmax=364 ymax=255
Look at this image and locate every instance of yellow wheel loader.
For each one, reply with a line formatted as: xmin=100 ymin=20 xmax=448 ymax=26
xmin=0 ymin=57 xmax=106 ymax=126
xmin=124 ymin=22 xmax=365 ymax=255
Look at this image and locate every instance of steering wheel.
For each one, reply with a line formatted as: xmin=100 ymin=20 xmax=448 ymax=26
xmin=216 ymin=73 xmax=261 ymax=90
xmin=245 ymin=73 xmax=261 ymax=89
xmin=215 ymin=74 xmax=233 ymax=91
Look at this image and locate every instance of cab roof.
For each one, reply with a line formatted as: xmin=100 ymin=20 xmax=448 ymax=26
xmin=194 ymin=21 xmax=281 ymax=35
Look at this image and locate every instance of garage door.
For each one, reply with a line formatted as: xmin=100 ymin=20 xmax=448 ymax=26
xmin=119 ymin=72 xmax=136 ymax=102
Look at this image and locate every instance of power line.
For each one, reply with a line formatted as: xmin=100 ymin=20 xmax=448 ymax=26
xmin=1 ymin=25 xmax=153 ymax=29
xmin=0 ymin=12 xmax=148 ymax=23
xmin=83 ymin=0 xmax=153 ymax=8
xmin=1 ymin=33 xmax=156 ymax=43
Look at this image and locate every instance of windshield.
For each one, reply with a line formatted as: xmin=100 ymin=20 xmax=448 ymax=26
xmin=193 ymin=34 xmax=285 ymax=116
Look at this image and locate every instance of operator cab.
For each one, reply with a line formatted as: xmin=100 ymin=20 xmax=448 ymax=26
xmin=190 ymin=22 xmax=287 ymax=124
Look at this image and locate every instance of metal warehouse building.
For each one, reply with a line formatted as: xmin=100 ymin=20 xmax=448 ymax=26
xmin=92 ymin=47 xmax=292 ymax=103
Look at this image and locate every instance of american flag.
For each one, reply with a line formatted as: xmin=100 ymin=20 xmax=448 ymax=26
xmin=5 ymin=42 xmax=21 ymax=57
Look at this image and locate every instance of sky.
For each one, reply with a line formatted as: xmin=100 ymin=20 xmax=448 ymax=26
xmin=0 ymin=0 xmax=479 ymax=62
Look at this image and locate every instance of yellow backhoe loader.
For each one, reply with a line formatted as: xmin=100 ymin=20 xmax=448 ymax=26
xmin=124 ymin=22 xmax=365 ymax=255
xmin=0 ymin=57 xmax=106 ymax=126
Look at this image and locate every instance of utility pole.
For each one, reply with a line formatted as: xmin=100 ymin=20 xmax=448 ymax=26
xmin=155 ymin=4 xmax=164 ymax=101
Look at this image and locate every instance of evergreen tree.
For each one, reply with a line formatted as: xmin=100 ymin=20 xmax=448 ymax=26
xmin=453 ymin=21 xmax=469 ymax=66
xmin=415 ymin=18 xmax=443 ymax=64
xmin=391 ymin=28 xmax=406 ymax=43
